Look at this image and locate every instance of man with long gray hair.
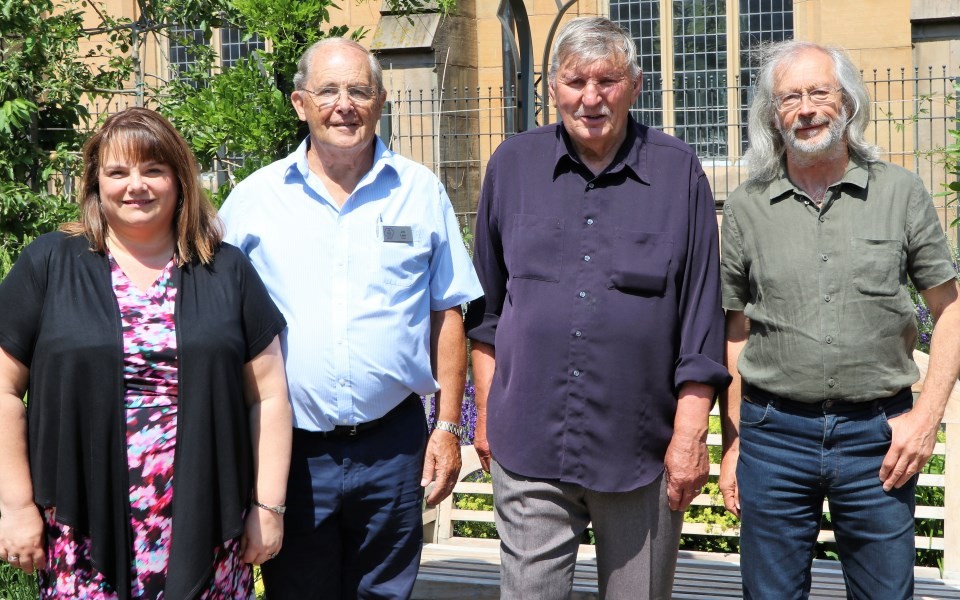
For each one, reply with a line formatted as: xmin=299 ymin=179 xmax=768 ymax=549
xmin=466 ymin=17 xmax=729 ymax=598
xmin=720 ymin=40 xmax=960 ymax=598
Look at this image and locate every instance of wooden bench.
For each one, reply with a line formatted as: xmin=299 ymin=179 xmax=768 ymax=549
xmin=416 ymin=350 xmax=960 ymax=598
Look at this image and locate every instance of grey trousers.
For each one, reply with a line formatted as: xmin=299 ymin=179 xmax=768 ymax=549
xmin=491 ymin=461 xmax=683 ymax=600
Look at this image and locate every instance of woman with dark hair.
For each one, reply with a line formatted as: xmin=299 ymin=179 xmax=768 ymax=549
xmin=0 ymin=107 xmax=291 ymax=599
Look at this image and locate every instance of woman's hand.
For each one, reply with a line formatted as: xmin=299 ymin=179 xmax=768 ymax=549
xmin=240 ymin=507 xmax=283 ymax=565
xmin=0 ymin=504 xmax=46 ymax=574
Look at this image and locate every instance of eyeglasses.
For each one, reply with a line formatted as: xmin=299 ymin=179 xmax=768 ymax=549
xmin=303 ymin=85 xmax=378 ymax=107
xmin=773 ymin=87 xmax=842 ymax=111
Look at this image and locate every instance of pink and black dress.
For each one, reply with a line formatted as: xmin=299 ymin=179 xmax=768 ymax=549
xmin=39 ymin=257 xmax=252 ymax=599
xmin=0 ymin=233 xmax=286 ymax=600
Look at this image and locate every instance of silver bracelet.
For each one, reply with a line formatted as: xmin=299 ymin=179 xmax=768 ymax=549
xmin=434 ymin=420 xmax=466 ymax=440
xmin=252 ymin=499 xmax=287 ymax=515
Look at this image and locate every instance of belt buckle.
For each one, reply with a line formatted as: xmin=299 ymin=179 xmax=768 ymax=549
xmin=348 ymin=424 xmax=359 ymax=436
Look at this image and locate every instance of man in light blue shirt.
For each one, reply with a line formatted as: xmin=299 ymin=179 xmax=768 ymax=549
xmin=219 ymin=37 xmax=482 ymax=600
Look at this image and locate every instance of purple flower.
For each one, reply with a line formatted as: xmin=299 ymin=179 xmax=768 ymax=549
xmin=422 ymin=380 xmax=479 ymax=445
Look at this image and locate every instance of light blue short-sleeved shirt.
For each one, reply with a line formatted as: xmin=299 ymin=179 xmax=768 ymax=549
xmin=220 ymin=137 xmax=483 ymax=431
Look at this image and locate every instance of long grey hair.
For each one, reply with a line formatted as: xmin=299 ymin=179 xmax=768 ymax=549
xmin=744 ymin=40 xmax=880 ymax=183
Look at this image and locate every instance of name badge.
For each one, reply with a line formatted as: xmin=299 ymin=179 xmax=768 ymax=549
xmin=382 ymin=225 xmax=413 ymax=243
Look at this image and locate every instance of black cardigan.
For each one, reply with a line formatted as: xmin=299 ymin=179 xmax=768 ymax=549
xmin=0 ymin=232 xmax=286 ymax=599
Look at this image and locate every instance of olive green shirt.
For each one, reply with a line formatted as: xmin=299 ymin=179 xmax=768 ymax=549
xmin=721 ymin=159 xmax=956 ymax=402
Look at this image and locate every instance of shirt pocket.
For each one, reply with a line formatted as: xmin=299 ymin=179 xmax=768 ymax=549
xmin=380 ymin=226 xmax=428 ymax=287
xmin=850 ymin=238 xmax=902 ymax=296
xmin=607 ymin=229 xmax=674 ymax=296
xmin=510 ymin=214 xmax=563 ymax=282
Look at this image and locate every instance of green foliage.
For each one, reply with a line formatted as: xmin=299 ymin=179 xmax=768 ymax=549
xmin=0 ymin=0 xmax=89 ymax=189
xmin=229 ymin=0 xmax=359 ymax=96
xmin=915 ymin=429 xmax=947 ymax=569
xmin=0 ymin=0 xmax=102 ymax=275
xmin=678 ymin=416 xmax=738 ymax=552
xmin=453 ymin=470 xmax=497 ymax=539
xmin=460 ymin=223 xmax=474 ymax=254
xmin=380 ymin=0 xmax=457 ymax=18
xmin=0 ymin=562 xmax=37 ymax=599
xmin=0 ymin=183 xmax=79 ymax=275
xmin=160 ymin=56 xmax=300 ymax=205
xmin=156 ymin=0 xmax=370 ymax=201
xmin=679 ymin=481 xmax=740 ymax=554
xmin=943 ymin=84 xmax=960 ymax=220
xmin=254 ymin=565 xmax=265 ymax=599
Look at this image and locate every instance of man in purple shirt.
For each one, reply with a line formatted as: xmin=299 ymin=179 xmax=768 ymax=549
xmin=465 ymin=16 xmax=730 ymax=599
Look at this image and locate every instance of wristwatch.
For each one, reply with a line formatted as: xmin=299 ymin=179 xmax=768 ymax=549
xmin=434 ymin=420 xmax=466 ymax=440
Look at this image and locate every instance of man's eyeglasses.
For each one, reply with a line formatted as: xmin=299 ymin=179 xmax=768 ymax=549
xmin=303 ymin=85 xmax=378 ymax=106
xmin=773 ymin=87 xmax=841 ymax=111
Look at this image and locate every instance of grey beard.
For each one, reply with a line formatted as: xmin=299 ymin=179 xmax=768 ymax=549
xmin=779 ymin=106 xmax=849 ymax=165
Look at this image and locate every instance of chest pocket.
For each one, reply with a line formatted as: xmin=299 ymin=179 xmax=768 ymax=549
xmin=380 ymin=225 xmax=429 ymax=287
xmin=607 ymin=229 xmax=674 ymax=296
xmin=850 ymin=238 xmax=902 ymax=296
xmin=510 ymin=214 xmax=563 ymax=282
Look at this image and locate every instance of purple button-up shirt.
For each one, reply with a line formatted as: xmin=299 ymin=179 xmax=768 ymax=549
xmin=465 ymin=119 xmax=730 ymax=492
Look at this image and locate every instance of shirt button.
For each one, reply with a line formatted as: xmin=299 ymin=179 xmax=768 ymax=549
xmin=573 ymin=369 xmax=581 ymax=377
xmin=819 ymin=216 xmax=825 ymax=223
xmin=828 ymin=378 xmax=836 ymax=387
xmin=587 ymin=218 xmax=594 ymax=225
xmin=825 ymin=335 xmax=833 ymax=344
xmin=584 ymin=255 xmax=591 ymax=262
xmin=821 ymin=254 xmax=828 ymax=261
xmin=587 ymin=183 xmax=595 ymax=189
xmin=579 ymin=291 xmax=586 ymax=298
xmin=824 ymin=295 xmax=831 ymax=302
xmin=339 ymin=379 xmax=348 ymax=386
xmin=574 ymin=330 xmax=582 ymax=337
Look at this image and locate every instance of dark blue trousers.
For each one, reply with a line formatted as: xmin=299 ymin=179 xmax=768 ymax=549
xmin=262 ymin=398 xmax=427 ymax=600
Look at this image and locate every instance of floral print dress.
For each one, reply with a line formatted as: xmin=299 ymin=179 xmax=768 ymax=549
xmin=39 ymin=256 xmax=253 ymax=599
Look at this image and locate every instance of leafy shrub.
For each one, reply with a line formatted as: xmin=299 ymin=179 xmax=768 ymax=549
xmin=0 ymin=564 xmax=38 ymax=599
xmin=453 ymin=470 xmax=497 ymax=539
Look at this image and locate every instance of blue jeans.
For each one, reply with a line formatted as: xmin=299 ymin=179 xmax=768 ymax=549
xmin=737 ymin=386 xmax=916 ymax=600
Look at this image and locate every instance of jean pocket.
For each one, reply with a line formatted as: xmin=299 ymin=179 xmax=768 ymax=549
xmin=879 ymin=403 xmax=911 ymax=437
xmin=739 ymin=395 xmax=771 ymax=427
xmin=510 ymin=214 xmax=563 ymax=282
xmin=850 ymin=238 xmax=902 ymax=296
xmin=607 ymin=229 xmax=673 ymax=296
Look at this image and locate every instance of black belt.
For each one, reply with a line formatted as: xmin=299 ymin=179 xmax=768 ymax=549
xmin=304 ymin=393 xmax=420 ymax=439
xmin=742 ymin=384 xmax=913 ymax=416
